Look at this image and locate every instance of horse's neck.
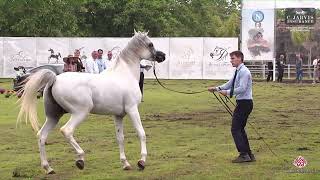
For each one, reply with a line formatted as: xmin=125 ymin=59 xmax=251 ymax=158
xmin=113 ymin=49 xmax=141 ymax=81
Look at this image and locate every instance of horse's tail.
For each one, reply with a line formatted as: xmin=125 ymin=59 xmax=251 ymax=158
xmin=17 ymin=69 xmax=56 ymax=132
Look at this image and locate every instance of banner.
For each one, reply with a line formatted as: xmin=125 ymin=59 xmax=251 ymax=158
xmin=3 ymin=37 xmax=37 ymax=77
xmin=203 ymin=38 xmax=238 ymax=79
xmin=0 ymin=37 xmax=238 ymax=79
xmin=241 ymin=9 xmax=275 ymax=61
xmin=144 ymin=38 xmax=169 ymax=79
xmin=0 ymin=38 xmax=3 ymax=77
xmin=37 ymin=38 xmax=70 ymax=66
xmin=169 ymin=38 xmax=203 ymax=79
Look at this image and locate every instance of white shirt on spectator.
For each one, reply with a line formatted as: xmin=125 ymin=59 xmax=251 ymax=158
xmin=86 ymin=58 xmax=99 ymax=74
xmin=313 ymin=59 xmax=319 ymax=67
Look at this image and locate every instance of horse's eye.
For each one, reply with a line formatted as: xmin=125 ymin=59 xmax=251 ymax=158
xmin=148 ymin=43 xmax=153 ymax=48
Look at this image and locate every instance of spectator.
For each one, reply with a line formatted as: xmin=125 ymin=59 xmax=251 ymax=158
xmin=266 ymin=61 xmax=273 ymax=82
xmin=276 ymin=54 xmax=285 ymax=82
xmin=139 ymin=60 xmax=152 ymax=102
xmin=63 ymin=55 xmax=77 ymax=72
xmin=105 ymin=51 xmax=114 ymax=68
xmin=97 ymin=49 xmax=106 ymax=73
xmin=296 ymin=54 xmax=303 ymax=83
xmin=312 ymin=55 xmax=320 ymax=84
xmin=85 ymin=51 xmax=99 ymax=74
xmin=74 ymin=49 xmax=85 ymax=72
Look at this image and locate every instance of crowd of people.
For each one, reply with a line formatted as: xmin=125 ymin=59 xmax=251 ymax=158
xmin=63 ymin=49 xmax=113 ymax=74
xmin=266 ymin=54 xmax=320 ymax=84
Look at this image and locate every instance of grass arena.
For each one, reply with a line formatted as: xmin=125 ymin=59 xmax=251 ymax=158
xmin=0 ymin=78 xmax=320 ymax=179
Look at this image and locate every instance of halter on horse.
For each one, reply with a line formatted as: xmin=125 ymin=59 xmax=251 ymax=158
xmin=17 ymin=31 xmax=166 ymax=174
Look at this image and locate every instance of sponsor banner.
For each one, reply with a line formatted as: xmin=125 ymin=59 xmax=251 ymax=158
xmin=203 ymin=38 xmax=238 ymax=79
xmin=285 ymin=8 xmax=316 ymax=25
xmin=241 ymin=9 xmax=275 ymax=61
xmin=3 ymin=37 xmax=37 ymax=78
xmin=0 ymin=37 xmax=3 ymax=77
xmin=144 ymin=38 xmax=169 ymax=79
xmin=36 ymin=38 xmax=70 ymax=66
xmin=169 ymin=38 xmax=203 ymax=79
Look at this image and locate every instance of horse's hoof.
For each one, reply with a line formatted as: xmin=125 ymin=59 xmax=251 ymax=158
xmin=123 ymin=165 xmax=132 ymax=170
xmin=137 ymin=160 xmax=145 ymax=170
xmin=75 ymin=160 xmax=84 ymax=170
xmin=47 ymin=170 xmax=56 ymax=174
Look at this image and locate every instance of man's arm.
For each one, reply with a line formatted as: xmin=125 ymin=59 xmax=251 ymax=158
xmin=231 ymin=71 xmax=251 ymax=96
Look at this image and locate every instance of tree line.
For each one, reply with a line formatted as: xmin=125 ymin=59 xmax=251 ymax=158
xmin=0 ymin=0 xmax=240 ymax=37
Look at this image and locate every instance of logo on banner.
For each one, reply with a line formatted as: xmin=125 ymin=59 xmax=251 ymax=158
xmin=10 ymin=51 xmax=32 ymax=62
xmin=179 ymin=47 xmax=196 ymax=65
xmin=210 ymin=46 xmax=229 ymax=62
xmin=252 ymin=11 xmax=264 ymax=23
xmin=48 ymin=48 xmax=61 ymax=64
xmin=293 ymin=156 xmax=308 ymax=169
xmin=285 ymin=8 xmax=316 ymax=25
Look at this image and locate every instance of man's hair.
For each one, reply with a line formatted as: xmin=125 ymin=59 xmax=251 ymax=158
xmin=230 ymin=51 xmax=244 ymax=62
xmin=98 ymin=49 xmax=103 ymax=53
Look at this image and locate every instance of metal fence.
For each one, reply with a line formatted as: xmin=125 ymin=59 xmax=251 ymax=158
xmin=246 ymin=64 xmax=315 ymax=80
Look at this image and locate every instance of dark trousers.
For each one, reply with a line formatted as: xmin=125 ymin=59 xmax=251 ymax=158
xmin=277 ymin=69 xmax=284 ymax=82
xmin=231 ymin=100 xmax=253 ymax=154
xmin=139 ymin=72 xmax=144 ymax=95
xmin=266 ymin=70 xmax=273 ymax=82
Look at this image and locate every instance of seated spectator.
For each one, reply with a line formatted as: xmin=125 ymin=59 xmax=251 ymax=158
xmin=63 ymin=55 xmax=78 ymax=72
xmin=97 ymin=49 xmax=106 ymax=73
xmin=74 ymin=49 xmax=85 ymax=72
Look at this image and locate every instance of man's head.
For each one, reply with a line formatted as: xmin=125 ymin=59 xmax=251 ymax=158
xmin=74 ymin=49 xmax=80 ymax=57
xmin=97 ymin=49 xmax=103 ymax=59
xmin=280 ymin=54 xmax=284 ymax=59
xmin=91 ymin=51 xmax=98 ymax=60
xmin=230 ymin=51 xmax=244 ymax=67
xmin=107 ymin=51 xmax=113 ymax=60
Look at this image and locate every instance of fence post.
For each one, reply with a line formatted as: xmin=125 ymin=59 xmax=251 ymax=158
xmin=288 ymin=64 xmax=290 ymax=79
xmin=262 ymin=63 xmax=265 ymax=79
xmin=273 ymin=58 xmax=276 ymax=81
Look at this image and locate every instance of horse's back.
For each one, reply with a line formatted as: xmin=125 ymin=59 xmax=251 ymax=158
xmin=51 ymin=72 xmax=141 ymax=115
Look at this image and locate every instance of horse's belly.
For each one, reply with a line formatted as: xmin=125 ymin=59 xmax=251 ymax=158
xmin=91 ymin=105 xmax=124 ymax=116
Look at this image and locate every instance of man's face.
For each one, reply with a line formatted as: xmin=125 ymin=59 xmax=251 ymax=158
xmin=74 ymin=50 xmax=80 ymax=57
xmin=92 ymin=52 xmax=98 ymax=59
xmin=230 ymin=55 xmax=242 ymax=67
xmin=98 ymin=50 xmax=103 ymax=58
xmin=107 ymin=52 xmax=112 ymax=60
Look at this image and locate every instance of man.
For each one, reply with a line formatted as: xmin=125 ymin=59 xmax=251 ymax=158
xmin=105 ymin=51 xmax=114 ymax=69
xmin=312 ymin=56 xmax=320 ymax=84
xmin=208 ymin=50 xmax=255 ymax=163
xmin=74 ymin=49 xmax=85 ymax=72
xmin=97 ymin=49 xmax=106 ymax=73
xmin=85 ymin=51 xmax=99 ymax=74
xmin=276 ymin=54 xmax=285 ymax=82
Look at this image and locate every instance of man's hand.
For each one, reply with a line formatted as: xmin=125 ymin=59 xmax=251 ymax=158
xmin=208 ymin=87 xmax=217 ymax=93
xmin=219 ymin=90 xmax=228 ymax=96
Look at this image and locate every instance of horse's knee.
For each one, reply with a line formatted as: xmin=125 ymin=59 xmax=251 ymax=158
xmin=138 ymin=132 xmax=146 ymax=142
xmin=60 ymin=126 xmax=73 ymax=138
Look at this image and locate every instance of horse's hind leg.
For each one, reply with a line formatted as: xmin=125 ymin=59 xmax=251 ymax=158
xmin=114 ymin=115 xmax=132 ymax=170
xmin=60 ymin=112 xmax=89 ymax=170
xmin=38 ymin=86 xmax=64 ymax=174
xmin=126 ymin=106 xmax=147 ymax=170
xmin=38 ymin=115 xmax=61 ymax=174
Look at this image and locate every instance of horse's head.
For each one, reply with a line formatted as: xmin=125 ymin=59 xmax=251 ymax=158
xmin=130 ymin=30 xmax=166 ymax=63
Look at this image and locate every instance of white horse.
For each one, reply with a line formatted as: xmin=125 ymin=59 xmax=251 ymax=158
xmin=17 ymin=31 xmax=166 ymax=174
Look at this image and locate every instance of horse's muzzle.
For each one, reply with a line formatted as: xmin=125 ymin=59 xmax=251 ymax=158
xmin=155 ymin=51 xmax=166 ymax=63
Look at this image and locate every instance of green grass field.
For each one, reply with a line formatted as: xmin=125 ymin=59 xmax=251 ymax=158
xmin=1 ymin=78 xmax=320 ymax=180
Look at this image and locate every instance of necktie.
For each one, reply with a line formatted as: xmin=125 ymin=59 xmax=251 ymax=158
xmin=230 ymin=69 xmax=238 ymax=98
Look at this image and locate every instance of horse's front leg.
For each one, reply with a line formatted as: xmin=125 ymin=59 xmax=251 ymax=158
xmin=114 ymin=115 xmax=132 ymax=170
xmin=127 ymin=106 xmax=147 ymax=170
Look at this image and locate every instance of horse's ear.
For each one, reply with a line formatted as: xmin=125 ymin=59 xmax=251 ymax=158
xmin=134 ymin=29 xmax=137 ymax=35
xmin=146 ymin=30 xmax=149 ymax=35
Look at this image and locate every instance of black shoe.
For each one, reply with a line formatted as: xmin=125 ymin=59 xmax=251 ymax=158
xmin=249 ymin=153 xmax=256 ymax=162
xmin=231 ymin=154 xmax=251 ymax=163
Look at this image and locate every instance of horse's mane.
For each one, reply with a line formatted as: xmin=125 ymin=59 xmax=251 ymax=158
xmin=112 ymin=31 xmax=149 ymax=70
